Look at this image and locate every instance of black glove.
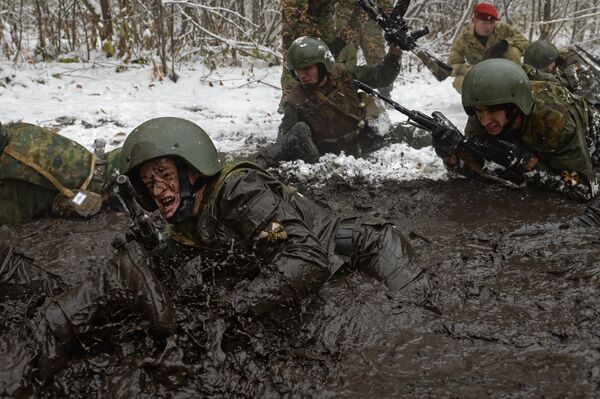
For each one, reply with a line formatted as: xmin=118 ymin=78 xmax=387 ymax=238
xmin=488 ymin=39 xmax=509 ymax=58
xmin=482 ymin=138 xmax=534 ymax=169
xmin=431 ymin=125 xmax=463 ymax=158
xmin=327 ymin=37 xmax=347 ymax=59
xmin=384 ymin=32 xmax=415 ymax=52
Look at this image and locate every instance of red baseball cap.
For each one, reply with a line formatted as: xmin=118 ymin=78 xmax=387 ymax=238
xmin=473 ymin=3 xmax=499 ymax=21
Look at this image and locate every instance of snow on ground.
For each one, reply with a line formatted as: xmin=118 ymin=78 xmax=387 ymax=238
xmin=0 ymin=60 xmax=466 ymax=184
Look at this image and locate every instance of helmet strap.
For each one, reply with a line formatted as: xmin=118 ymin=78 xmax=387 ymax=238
xmin=166 ymin=161 xmax=205 ymax=225
xmin=502 ymin=104 xmax=522 ymax=134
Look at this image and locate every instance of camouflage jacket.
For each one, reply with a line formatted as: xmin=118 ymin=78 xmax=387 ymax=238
xmin=524 ymin=48 xmax=599 ymax=105
xmin=0 ymin=123 xmax=120 ymax=224
xmin=452 ymin=81 xmax=597 ymax=201
xmin=448 ymin=21 xmax=530 ymax=77
xmin=279 ymin=53 xmax=400 ymax=155
xmin=281 ymin=0 xmax=340 ymax=53
xmin=171 ymin=162 xmax=339 ymax=316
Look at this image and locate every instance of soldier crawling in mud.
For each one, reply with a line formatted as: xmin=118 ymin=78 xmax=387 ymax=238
xmin=0 ymin=122 xmax=120 ymax=224
xmin=432 ymin=59 xmax=600 ymax=201
xmin=448 ymin=2 xmax=529 ymax=94
xmin=1 ymin=116 xmax=431 ymax=395
xmin=257 ymin=36 xmax=402 ymax=167
xmin=523 ymin=40 xmax=600 ymax=106
xmin=121 ymin=117 xmax=431 ymax=308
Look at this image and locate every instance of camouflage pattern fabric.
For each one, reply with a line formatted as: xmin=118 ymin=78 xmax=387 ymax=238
xmin=0 ymin=123 xmax=120 ymax=224
xmin=457 ymin=81 xmax=598 ymax=201
xmin=274 ymin=51 xmax=399 ymax=158
xmin=280 ymin=0 xmax=341 ymax=97
xmin=335 ymin=0 xmax=393 ymax=66
xmin=524 ymin=49 xmax=600 ymax=104
xmin=448 ymin=21 xmax=530 ymax=93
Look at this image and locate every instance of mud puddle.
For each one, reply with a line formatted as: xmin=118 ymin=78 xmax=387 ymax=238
xmin=1 ymin=177 xmax=599 ymax=398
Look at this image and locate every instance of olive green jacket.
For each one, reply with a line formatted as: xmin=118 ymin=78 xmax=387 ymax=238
xmin=448 ymin=21 xmax=530 ymax=77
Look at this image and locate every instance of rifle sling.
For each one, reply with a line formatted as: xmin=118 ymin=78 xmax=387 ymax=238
xmin=3 ymin=146 xmax=97 ymax=198
xmin=315 ymin=89 xmax=364 ymax=123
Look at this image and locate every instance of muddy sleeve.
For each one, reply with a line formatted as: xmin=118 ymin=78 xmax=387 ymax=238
xmin=352 ymin=51 xmax=401 ymax=88
xmin=217 ymin=170 xmax=330 ymax=317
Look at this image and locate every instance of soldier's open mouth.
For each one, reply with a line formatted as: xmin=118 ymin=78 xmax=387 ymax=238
xmin=161 ymin=197 xmax=179 ymax=216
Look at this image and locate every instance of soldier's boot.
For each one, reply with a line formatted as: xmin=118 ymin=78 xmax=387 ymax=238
xmin=336 ymin=218 xmax=432 ymax=293
xmin=255 ymin=122 xmax=320 ymax=167
xmin=0 ymin=243 xmax=66 ymax=299
xmin=3 ymin=241 xmax=176 ymax=393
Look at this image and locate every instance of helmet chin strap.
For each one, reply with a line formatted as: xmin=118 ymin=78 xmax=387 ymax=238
xmin=166 ymin=161 xmax=205 ymax=225
xmin=500 ymin=104 xmax=522 ymax=136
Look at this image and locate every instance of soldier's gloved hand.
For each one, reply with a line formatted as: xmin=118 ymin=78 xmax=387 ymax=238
xmin=488 ymin=39 xmax=509 ymax=58
xmin=327 ymin=37 xmax=347 ymax=59
xmin=431 ymin=125 xmax=463 ymax=158
xmin=384 ymin=33 xmax=413 ymax=51
xmin=482 ymin=138 xmax=536 ymax=170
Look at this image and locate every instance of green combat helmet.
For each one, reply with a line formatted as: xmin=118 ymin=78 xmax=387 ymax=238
xmin=462 ymin=59 xmax=533 ymax=116
xmin=119 ymin=117 xmax=222 ymax=220
xmin=523 ymin=40 xmax=559 ymax=69
xmin=286 ymin=36 xmax=335 ymax=73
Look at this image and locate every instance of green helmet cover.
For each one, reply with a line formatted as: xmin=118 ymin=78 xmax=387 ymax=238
xmin=523 ymin=40 xmax=559 ymax=69
xmin=462 ymin=59 xmax=533 ymax=115
xmin=0 ymin=123 xmax=7 ymax=153
xmin=120 ymin=117 xmax=221 ymax=177
xmin=286 ymin=36 xmax=335 ymax=73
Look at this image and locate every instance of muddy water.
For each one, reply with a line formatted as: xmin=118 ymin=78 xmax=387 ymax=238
xmin=1 ymin=178 xmax=599 ymax=398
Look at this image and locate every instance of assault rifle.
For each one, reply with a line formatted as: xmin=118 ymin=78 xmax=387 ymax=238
xmin=112 ymin=174 xmax=166 ymax=251
xmin=353 ymin=80 xmax=527 ymax=188
xmin=355 ymin=0 xmax=453 ymax=81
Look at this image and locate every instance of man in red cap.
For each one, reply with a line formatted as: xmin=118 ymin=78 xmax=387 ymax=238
xmin=447 ymin=2 xmax=529 ymax=93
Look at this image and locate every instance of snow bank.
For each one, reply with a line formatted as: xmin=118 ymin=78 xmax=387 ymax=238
xmin=0 ymin=60 xmax=467 ymax=183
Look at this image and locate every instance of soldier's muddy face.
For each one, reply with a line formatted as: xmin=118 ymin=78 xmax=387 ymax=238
xmin=139 ymin=157 xmax=181 ymax=218
xmin=294 ymin=64 xmax=322 ymax=86
xmin=475 ymin=106 xmax=512 ymax=135
xmin=539 ymin=61 xmax=556 ymax=73
xmin=472 ymin=17 xmax=496 ymax=36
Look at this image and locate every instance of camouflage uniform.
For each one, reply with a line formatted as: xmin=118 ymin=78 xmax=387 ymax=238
xmin=452 ymin=81 xmax=600 ymax=201
xmin=262 ymin=49 xmax=400 ymax=164
xmin=447 ymin=21 xmax=529 ymax=93
xmin=523 ymin=48 xmax=600 ymax=105
xmin=335 ymin=0 xmax=393 ymax=66
xmin=0 ymin=123 xmax=120 ymax=224
xmin=280 ymin=0 xmax=342 ymax=98
xmin=335 ymin=0 xmax=394 ymax=96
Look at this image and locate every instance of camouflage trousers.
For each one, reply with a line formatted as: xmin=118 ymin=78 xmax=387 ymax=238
xmin=587 ymin=106 xmax=600 ymax=165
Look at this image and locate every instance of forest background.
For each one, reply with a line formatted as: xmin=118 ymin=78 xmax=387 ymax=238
xmin=1 ymin=0 xmax=599 ymax=81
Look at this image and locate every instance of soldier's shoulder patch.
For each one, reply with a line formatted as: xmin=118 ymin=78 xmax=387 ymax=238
xmin=257 ymin=221 xmax=289 ymax=242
